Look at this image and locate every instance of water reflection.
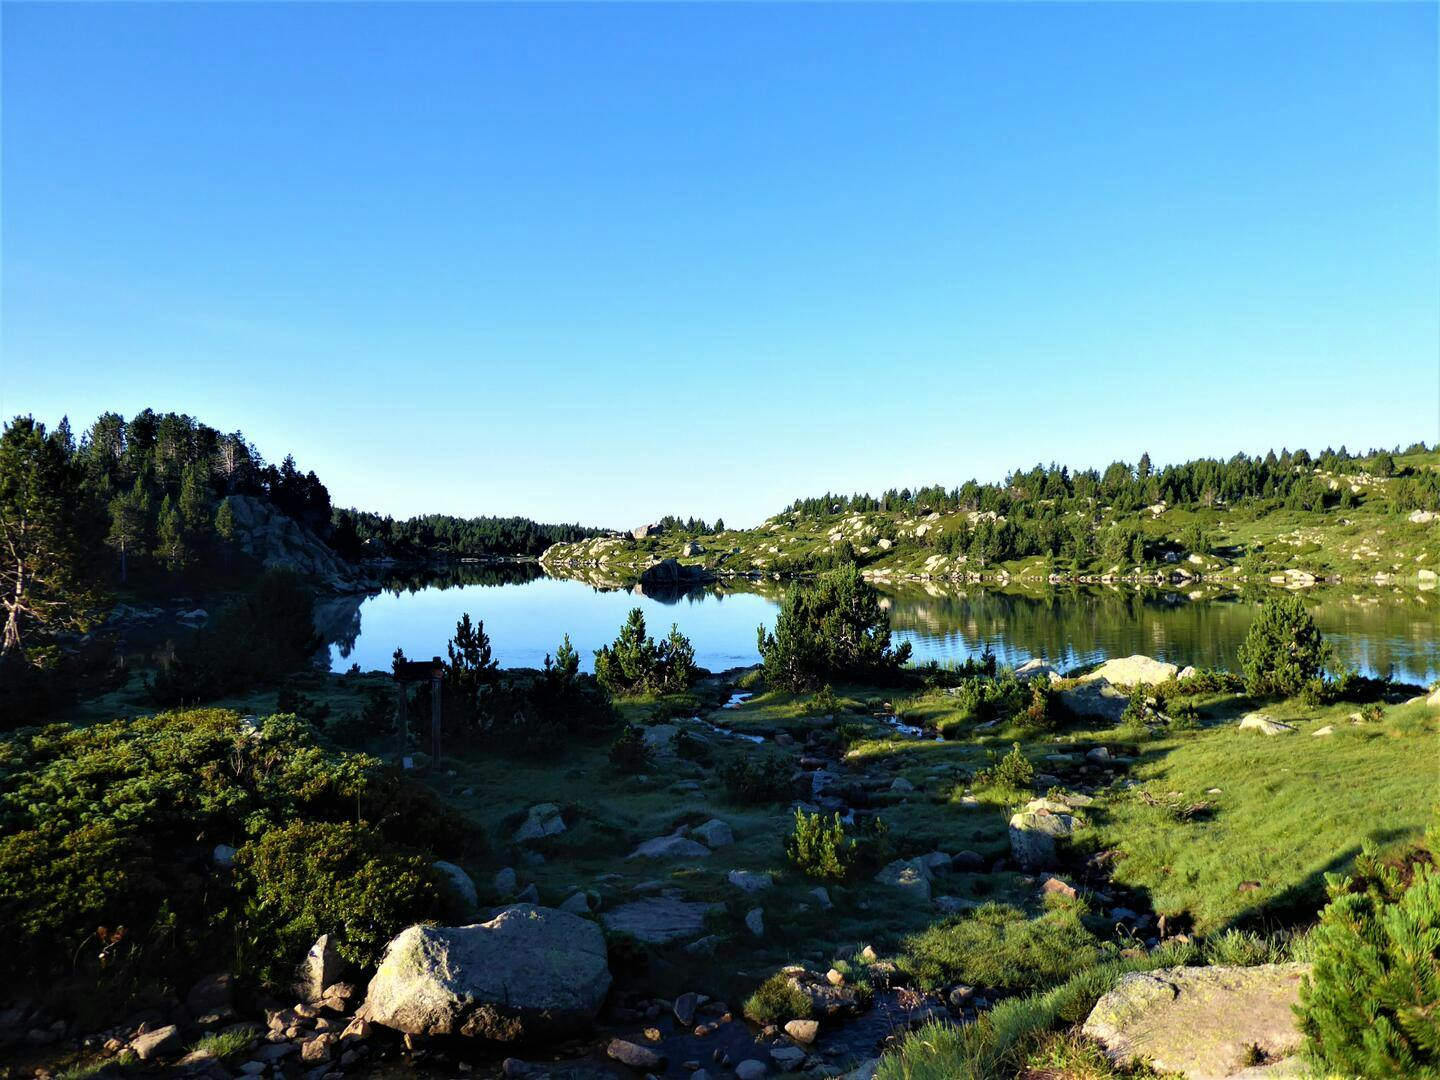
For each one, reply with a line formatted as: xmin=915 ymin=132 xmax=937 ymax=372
xmin=322 ymin=566 xmax=1439 ymax=685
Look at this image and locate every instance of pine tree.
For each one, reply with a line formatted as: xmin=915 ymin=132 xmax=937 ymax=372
xmin=156 ymin=494 xmax=189 ymax=571
xmin=0 ymin=417 xmax=98 ymax=659
xmin=1237 ymin=594 xmax=1326 ymax=697
xmin=107 ymin=478 xmax=151 ymax=583
xmin=1297 ymin=850 xmax=1440 ymax=1077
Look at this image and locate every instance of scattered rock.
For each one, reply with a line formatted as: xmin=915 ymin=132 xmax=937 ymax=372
xmin=494 ymin=867 xmax=519 ymax=895
xmin=693 ymin=819 xmax=735 ymax=848
xmin=728 ymin=870 xmax=774 ymax=893
xmin=1311 ymin=725 xmax=1335 ymax=737
xmin=1082 ymin=964 xmax=1311 ymax=1079
xmin=130 ymin=1024 xmax=182 ymax=1061
xmin=363 ymin=905 xmax=612 ymax=1041
xmin=601 ymin=897 xmax=720 ymax=945
xmin=950 ymin=850 xmax=984 ymax=872
xmin=433 ymin=860 xmax=479 ymax=911
xmin=1039 ymin=875 xmax=1077 ymax=899
xmin=875 ymin=858 xmax=932 ymax=901
xmin=1062 ymin=679 xmax=1131 ymax=722
xmin=745 ymin=907 xmax=765 ymax=937
xmin=889 ymin=777 xmax=915 ymax=793
xmin=1015 ymin=658 xmax=1059 ymax=681
xmin=735 ymin=1059 xmax=769 ymax=1080
xmin=673 ymin=992 xmax=700 ymax=1027
xmin=296 ymin=935 xmax=346 ymax=1003
xmin=558 ymin=892 xmax=592 ymax=915
xmin=770 ymin=1045 xmax=808 ymax=1072
xmin=809 ymin=886 xmax=833 ymax=909
xmin=608 ymin=1038 xmax=666 ymax=1070
xmin=784 ymin=1019 xmax=819 ymax=1044
xmin=513 ymin=804 xmax=567 ymax=844
xmin=1238 ymin=714 xmax=1296 ymax=736
xmin=628 ymin=832 xmax=713 ymax=861
xmin=1008 ymin=800 xmax=1081 ymax=870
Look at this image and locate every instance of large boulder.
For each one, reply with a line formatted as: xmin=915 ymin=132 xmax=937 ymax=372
xmin=639 ymin=558 xmax=714 ymax=586
xmin=364 ymin=906 xmax=611 ymax=1041
xmin=296 ymin=934 xmax=346 ymax=1002
xmin=1059 ymin=678 xmax=1130 ymax=723
xmin=1082 ymin=964 xmax=1310 ymax=1079
xmin=1008 ymin=800 xmax=1081 ymax=869
xmin=1081 ymin=655 xmax=1178 ymax=688
xmin=433 ymin=860 xmax=479 ymax=912
xmin=627 ymin=831 xmax=712 ymax=860
xmin=874 ymin=858 xmax=933 ymax=901
xmin=513 ymin=804 xmax=567 ymax=844
xmin=600 ymin=896 xmax=720 ymax=945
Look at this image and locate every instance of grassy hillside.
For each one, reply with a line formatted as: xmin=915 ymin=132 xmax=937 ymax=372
xmin=542 ymin=449 xmax=1440 ymax=590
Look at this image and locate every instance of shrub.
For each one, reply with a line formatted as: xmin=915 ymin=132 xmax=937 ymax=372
xmin=946 ymin=674 xmax=1029 ymax=731
xmin=1120 ymin=684 xmax=1152 ymax=730
xmin=813 ymin=684 xmax=841 ymax=716
xmin=0 ymin=707 xmax=435 ymax=991
xmin=1297 ymin=847 xmax=1440 ymax=1078
xmin=787 ymin=809 xmax=852 ymax=880
xmin=718 ymin=754 xmax=793 ymax=803
xmin=743 ymin=972 xmax=812 ymax=1024
xmin=1237 ymin=595 xmax=1327 ymax=698
xmin=897 ymin=900 xmax=1104 ymax=992
xmin=757 ymin=565 xmax=911 ymax=691
xmin=593 ymin=609 xmax=696 ymax=695
xmin=1018 ymin=682 xmax=1057 ymax=730
xmin=235 ymin=820 xmax=444 ymax=980
xmin=608 ymin=724 xmax=651 ymax=772
xmin=973 ymin=744 xmax=1034 ymax=791
xmin=671 ymin=727 xmax=711 ymax=763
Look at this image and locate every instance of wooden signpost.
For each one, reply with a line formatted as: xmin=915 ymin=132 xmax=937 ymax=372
xmin=392 ymin=656 xmax=445 ymax=770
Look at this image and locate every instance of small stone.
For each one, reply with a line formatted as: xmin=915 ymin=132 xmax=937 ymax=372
xmin=784 ymin=1019 xmax=819 ymax=1044
xmin=735 ymin=1060 xmax=769 ymax=1080
xmin=1040 ymin=876 xmax=1077 ymax=899
xmin=607 ymin=1038 xmax=666 ymax=1070
xmin=673 ymin=992 xmax=700 ymax=1027
xmin=745 ymin=907 xmax=765 ymax=937
xmin=809 ymin=887 xmax=833 ymax=910
xmin=770 ymin=1045 xmax=808 ymax=1072
xmin=728 ymin=870 xmax=774 ymax=893
xmin=130 ymin=1024 xmax=182 ymax=1061
xmin=826 ymin=968 xmax=844 ymax=986
xmin=493 ymin=867 xmax=519 ymax=894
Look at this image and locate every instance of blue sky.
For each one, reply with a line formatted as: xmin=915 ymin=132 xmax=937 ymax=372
xmin=3 ymin=2 xmax=1435 ymax=528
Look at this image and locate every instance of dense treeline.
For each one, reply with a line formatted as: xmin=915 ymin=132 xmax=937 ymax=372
xmin=331 ymin=509 xmax=603 ymax=560
xmin=782 ymin=443 xmax=1440 ymax=571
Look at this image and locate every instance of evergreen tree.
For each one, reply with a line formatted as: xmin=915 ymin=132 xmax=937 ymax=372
xmin=1237 ymin=594 xmax=1327 ymax=697
xmin=106 ymin=477 xmax=151 ymax=583
xmin=0 ymin=417 xmax=99 ymax=659
xmin=155 ymin=494 xmax=189 ymax=571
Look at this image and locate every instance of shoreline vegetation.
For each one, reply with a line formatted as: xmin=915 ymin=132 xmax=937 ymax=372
xmin=1 ymin=410 xmax=1437 ymax=1080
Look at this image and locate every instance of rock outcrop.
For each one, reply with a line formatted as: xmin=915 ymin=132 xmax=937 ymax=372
xmin=1059 ymin=678 xmax=1130 ymax=722
xmin=1082 ymin=963 xmax=1311 ymax=1079
xmin=222 ymin=495 xmax=368 ymax=592
xmin=1009 ymin=798 xmax=1082 ymax=869
xmin=364 ymin=906 xmax=611 ymax=1041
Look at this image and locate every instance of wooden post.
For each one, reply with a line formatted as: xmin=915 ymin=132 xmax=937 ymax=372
xmin=430 ymin=657 xmax=443 ymax=770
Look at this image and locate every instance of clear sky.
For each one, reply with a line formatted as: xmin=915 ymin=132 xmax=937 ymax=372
xmin=3 ymin=2 xmax=1436 ymax=528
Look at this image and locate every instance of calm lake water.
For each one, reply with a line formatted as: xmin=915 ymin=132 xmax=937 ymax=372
xmin=322 ymin=568 xmax=1440 ymax=686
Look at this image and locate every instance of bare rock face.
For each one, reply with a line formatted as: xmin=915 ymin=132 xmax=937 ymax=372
xmin=222 ymin=494 xmax=367 ymax=591
xmin=1082 ymin=964 xmax=1311 ymax=1079
xmin=364 ymin=906 xmax=611 ymax=1042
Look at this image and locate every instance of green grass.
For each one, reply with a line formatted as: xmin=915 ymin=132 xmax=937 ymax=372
xmin=897 ymin=897 xmax=1106 ymax=992
xmin=188 ymin=1030 xmax=255 ymax=1061
xmin=1089 ymin=697 xmax=1440 ymax=932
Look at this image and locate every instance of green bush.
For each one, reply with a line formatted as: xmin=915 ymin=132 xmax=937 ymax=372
xmin=756 ymin=565 xmax=911 ymax=691
xmin=973 ymin=743 xmax=1034 ymax=791
xmin=787 ymin=809 xmax=852 ymax=880
xmin=0 ymin=707 xmax=444 ymax=993
xmin=897 ymin=899 xmax=1104 ymax=992
xmin=594 ymin=609 xmax=697 ymax=695
xmin=608 ymin=724 xmax=651 ymax=772
xmin=235 ymin=820 xmax=444 ymax=978
xmin=718 ymin=754 xmax=793 ymax=803
xmin=1237 ymin=595 xmax=1328 ymax=698
xmin=743 ymin=972 xmax=812 ymax=1024
xmin=1296 ymin=847 xmax=1440 ymax=1078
